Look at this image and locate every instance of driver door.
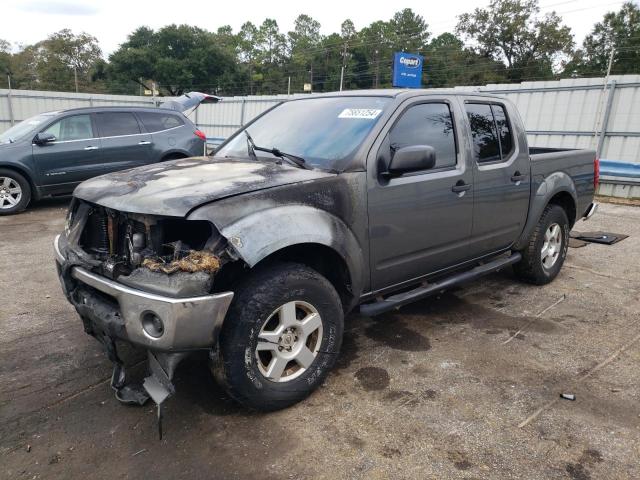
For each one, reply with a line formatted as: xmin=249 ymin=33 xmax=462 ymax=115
xmin=33 ymin=113 xmax=102 ymax=187
xmin=367 ymin=99 xmax=474 ymax=291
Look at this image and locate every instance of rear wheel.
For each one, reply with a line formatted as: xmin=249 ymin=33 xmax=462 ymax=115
xmin=212 ymin=262 xmax=344 ymax=411
xmin=0 ymin=169 xmax=31 ymax=215
xmin=514 ymin=204 xmax=569 ymax=285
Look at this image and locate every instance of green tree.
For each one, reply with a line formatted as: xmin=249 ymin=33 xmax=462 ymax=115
xmin=354 ymin=20 xmax=394 ymax=88
xmin=8 ymin=30 xmax=103 ymax=92
xmin=425 ymin=33 xmax=507 ymax=87
xmin=108 ymin=24 xmax=240 ymax=95
xmin=40 ymin=29 xmax=102 ymax=91
xmin=287 ymin=14 xmax=322 ymax=91
xmin=258 ymin=19 xmax=286 ymax=64
xmin=0 ymin=40 xmax=10 ymax=86
xmin=389 ymin=8 xmax=430 ymax=53
xmin=565 ymin=2 xmax=640 ymax=76
xmin=255 ymin=19 xmax=287 ymax=93
xmin=457 ymin=0 xmax=573 ymax=81
xmin=238 ymin=22 xmax=260 ymax=94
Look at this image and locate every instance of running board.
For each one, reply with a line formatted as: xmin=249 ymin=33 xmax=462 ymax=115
xmin=359 ymin=252 xmax=522 ymax=317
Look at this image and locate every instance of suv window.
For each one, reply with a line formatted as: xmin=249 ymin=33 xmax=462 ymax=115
xmin=389 ymin=103 xmax=457 ymax=169
xmin=96 ymin=112 xmax=141 ymax=137
xmin=138 ymin=111 xmax=184 ymax=132
xmin=44 ymin=115 xmax=94 ymax=141
xmin=466 ymin=103 xmax=514 ymax=163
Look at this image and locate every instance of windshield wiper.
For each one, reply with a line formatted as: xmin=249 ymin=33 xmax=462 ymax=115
xmin=244 ymin=130 xmax=258 ymax=162
xmin=244 ymin=130 xmax=311 ymax=170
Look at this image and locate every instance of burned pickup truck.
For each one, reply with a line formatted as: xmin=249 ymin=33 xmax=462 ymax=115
xmin=54 ymin=90 xmax=598 ymax=428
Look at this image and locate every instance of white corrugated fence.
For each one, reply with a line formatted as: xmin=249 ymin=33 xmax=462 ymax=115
xmin=1 ymin=75 xmax=639 ymax=198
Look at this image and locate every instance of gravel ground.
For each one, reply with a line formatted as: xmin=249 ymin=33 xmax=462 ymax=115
xmin=1 ymin=198 xmax=639 ymax=480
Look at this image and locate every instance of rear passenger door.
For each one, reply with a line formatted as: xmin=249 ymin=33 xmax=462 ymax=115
xmin=368 ymin=99 xmax=474 ymax=291
xmin=94 ymin=111 xmax=152 ymax=173
xmin=465 ymin=101 xmax=531 ymax=254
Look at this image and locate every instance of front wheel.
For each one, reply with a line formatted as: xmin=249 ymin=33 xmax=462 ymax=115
xmin=212 ymin=262 xmax=344 ymax=411
xmin=0 ymin=169 xmax=31 ymax=215
xmin=514 ymin=204 xmax=569 ymax=285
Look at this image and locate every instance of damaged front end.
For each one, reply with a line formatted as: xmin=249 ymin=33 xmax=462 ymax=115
xmin=54 ymin=199 xmax=237 ymax=437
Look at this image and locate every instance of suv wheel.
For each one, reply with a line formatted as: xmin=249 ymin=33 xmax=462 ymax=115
xmin=0 ymin=169 xmax=31 ymax=215
xmin=514 ymin=204 xmax=569 ymax=285
xmin=212 ymin=262 xmax=344 ymax=411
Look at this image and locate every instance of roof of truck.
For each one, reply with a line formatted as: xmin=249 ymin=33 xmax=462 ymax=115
xmin=307 ymin=89 xmax=504 ymax=99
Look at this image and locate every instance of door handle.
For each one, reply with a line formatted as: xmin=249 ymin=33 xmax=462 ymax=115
xmin=511 ymin=171 xmax=527 ymax=182
xmin=84 ymin=146 xmax=99 ymax=151
xmin=451 ymin=181 xmax=472 ymax=193
xmin=138 ymin=141 xmax=151 ymax=145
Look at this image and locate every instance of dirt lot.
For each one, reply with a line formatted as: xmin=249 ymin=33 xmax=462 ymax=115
xmin=1 ymin=199 xmax=639 ymax=480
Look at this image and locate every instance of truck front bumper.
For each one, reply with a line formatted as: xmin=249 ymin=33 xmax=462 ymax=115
xmin=53 ymin=234 xmax=234 ymax=352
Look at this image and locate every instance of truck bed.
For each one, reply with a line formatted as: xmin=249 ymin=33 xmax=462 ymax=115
xmin=529 ymin=146 xmax=596 ymax=221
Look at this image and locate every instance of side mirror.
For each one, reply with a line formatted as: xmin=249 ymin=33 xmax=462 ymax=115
xmin=34 ymin=132 xmax=56 ymax=145
xmin=386 ymin=145 xmax=436 ymax=176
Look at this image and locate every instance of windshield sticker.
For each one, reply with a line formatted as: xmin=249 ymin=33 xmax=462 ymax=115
xmin=338 ymin=108 xmax=382 ymax=119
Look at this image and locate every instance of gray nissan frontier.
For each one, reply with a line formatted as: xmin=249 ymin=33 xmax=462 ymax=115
xmin=53 ymin=89 xmax=598 ymax=433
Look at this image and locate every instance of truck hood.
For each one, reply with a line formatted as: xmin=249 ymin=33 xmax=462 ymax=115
xmin=73 ymin=157 xmax=335 ymax=217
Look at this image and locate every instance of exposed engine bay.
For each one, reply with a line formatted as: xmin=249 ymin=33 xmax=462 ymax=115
xmin=65 ymin=198 xmax=237 ymax=298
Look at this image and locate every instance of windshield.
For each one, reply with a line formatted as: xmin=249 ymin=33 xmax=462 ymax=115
xmin=216 ymin=96 xmax=391 ymax=171
xmin=0 ymin=113 xmax=57 ymax=144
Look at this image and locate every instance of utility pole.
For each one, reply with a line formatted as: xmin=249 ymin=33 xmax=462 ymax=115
xmin=309 ymin=64 xmax=313 ymax=93
xmin=74 ymin=66 xmax=79 ymax=93
xmin=7 ymin=72 xmax=14 ymax=126
xmin=287 ymin=76 xmax=291 ymax=95
xmin=340 ymin=40 xmax=348 ymax=91
xmin=593 ymin=46 xmax=615 ymax=148
xmin=374 ymin=49 xmax=380 ymax=88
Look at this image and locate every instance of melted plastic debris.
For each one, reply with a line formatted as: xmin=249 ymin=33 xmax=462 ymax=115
xmin=142 ymin=251 xmax=221 ymax=274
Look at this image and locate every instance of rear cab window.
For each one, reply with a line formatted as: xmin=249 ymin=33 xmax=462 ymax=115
xmin=137 ymin=111 xmax=185 ymax=133
xmin=466 ymin=102 xmax=514 ymax=163
xmin=95 ymin=112 xmax=141 ymax=137
xmin=389 ymin=102 xmax=457 ymax=170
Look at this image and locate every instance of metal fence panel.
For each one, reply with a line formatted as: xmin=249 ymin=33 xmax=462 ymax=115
xmin=1 ymin=76 xmax=639 ymax=197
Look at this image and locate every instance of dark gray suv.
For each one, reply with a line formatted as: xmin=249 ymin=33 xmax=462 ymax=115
xmin=0 ymin=94 xmax=217 ymax=214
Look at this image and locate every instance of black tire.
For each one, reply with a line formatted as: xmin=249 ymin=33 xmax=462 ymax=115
xmin=0 ymin=168 xmax=31 ymax=215
xmin=514 ymin=204 xmax=569 ymax=285
xmin=212 ymin=262 xmax=344 ymax=411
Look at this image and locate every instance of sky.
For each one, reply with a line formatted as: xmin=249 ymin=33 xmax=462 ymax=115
xmin=1 ymin=0 xmax=634 ymax=55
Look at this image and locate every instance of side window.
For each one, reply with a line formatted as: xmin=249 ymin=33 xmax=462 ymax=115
xmin=44 ymin=115 xmax=94 ymax=141
xmin=492 ymin=105 xmax=514 ymax=159
xmin=96 ymin=112 xmax=141 ymax=137
xmin=138 ymin=112 xmax=184 ymax=132
xmin=466 ymin=104 xmax=500 ymax=163
xmin=389 ymin=103 xmax=457 ymax=169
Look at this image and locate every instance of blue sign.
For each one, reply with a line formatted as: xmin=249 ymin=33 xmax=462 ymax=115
xmin=392 ymin=52 xmax=424 ymax=88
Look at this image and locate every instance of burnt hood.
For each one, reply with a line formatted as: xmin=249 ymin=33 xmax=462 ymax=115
xmin=73 ymin=157 xmax=335 ymax=217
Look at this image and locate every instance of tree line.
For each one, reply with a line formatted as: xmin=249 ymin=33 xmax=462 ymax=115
xmin=0 ymin=0 xmax=638 ymax=97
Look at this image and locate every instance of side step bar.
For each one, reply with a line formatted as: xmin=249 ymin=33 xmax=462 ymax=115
xmin=360 ymin=252 xmax=522 ymax=317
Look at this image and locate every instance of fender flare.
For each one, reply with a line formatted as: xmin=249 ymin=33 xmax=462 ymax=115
xmin=514 ymin=171 xmax=578 ymax=250
xmin=189 ymin=204 xmax=365 ymax=299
